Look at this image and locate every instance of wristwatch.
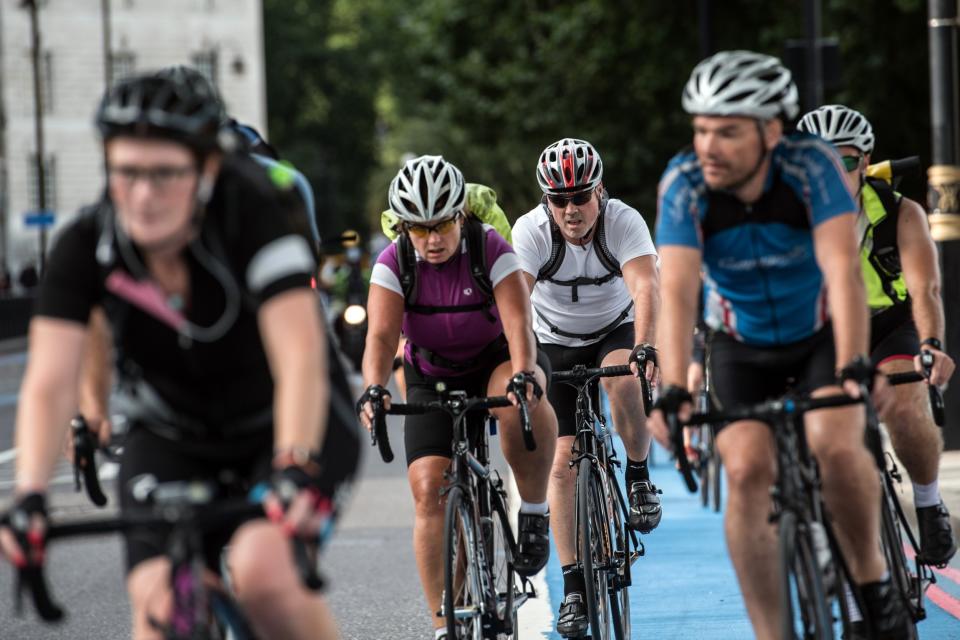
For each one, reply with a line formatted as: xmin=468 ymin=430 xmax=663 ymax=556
xmin=921 ymin=337 xmax=943 ymax=351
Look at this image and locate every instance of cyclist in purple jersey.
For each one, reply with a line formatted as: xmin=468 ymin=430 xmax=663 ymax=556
xmin=357 ymin=155 xmax=557 ymax=639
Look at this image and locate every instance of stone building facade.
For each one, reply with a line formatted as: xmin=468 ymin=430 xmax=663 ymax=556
xmin=0 ymin=0 xmax=266 ymax=274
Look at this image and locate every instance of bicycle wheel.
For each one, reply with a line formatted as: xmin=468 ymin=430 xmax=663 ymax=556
xmin=698 ymin=426 xmax=711 ymax=509
xmin=709 ymin=444 xmax=722 ymax=513
xmin=577 ymin=461 xmax=612 ymax=640
xmin=779 ymin=511 xmax=834 ymax=640
xmin=444 ymin=485 xmax=485 ymax=640
xmin=605 ymin=471 xmax=631 ymax=640
xmin=487 ymin=490 xmax=518 ymax=639
xmin=879 ymin=484 xmax=922 ymax=623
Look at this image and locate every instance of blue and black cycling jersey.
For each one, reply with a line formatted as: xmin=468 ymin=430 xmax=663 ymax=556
xmin=656 ymin=132 xmax=856 ymax=346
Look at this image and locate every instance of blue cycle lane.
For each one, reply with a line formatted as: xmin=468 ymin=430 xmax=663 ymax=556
xmin=537 ymin=437 xmax=960 ymax=638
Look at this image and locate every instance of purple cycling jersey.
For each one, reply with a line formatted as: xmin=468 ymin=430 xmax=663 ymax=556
xmin=370 ymin=226 xmax=520 ymax=377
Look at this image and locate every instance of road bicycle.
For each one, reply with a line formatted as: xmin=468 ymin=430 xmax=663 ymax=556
xmin=550 ymin=362 xmax=650 ymax=640
xmin=370 ymin=378 xmax=535 ymax=639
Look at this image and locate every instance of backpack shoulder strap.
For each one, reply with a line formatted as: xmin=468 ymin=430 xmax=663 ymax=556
xmin=592 ymin=197 xmax=621 ymax=276
xmin=396 ymin=234 xmax=418 ymax=305
xmin=464 ymin=216 xmax=494 ymax=298
xmin=865 ymin=176 xmax=901 ymax=254
xmin=537 ymin=202 xmax=566 ymax=281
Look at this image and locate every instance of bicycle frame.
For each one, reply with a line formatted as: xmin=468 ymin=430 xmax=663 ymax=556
xmin=553 ymin=364 xmax=643 ymax=640
xmin=378 ymin=388 xmax=533 ymax=638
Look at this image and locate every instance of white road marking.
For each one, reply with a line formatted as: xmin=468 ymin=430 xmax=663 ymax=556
xmin=0 ymin=448 xmax=17 ymax=464
xmin=508 ymin=470 xmax=554 ymax=638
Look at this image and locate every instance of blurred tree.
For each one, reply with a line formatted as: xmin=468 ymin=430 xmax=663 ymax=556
xmin=262 ymin=1 xmax=932 ymax=234
xmin=373 ymin=0 xmax=931 ymax=224
xmin=262 ymin=0 xmax=388 ymax=240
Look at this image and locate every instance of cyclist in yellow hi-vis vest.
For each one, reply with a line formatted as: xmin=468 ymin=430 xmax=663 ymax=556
xmin=799 ymin=105 xmax=956 ymax=568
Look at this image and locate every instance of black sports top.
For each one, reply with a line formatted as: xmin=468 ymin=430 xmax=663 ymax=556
xmin=37 ymin=154 xmax=316 ymax=431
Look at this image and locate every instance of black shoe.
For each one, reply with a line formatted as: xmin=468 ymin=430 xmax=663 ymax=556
xmin=628 ymin=480 xmax=662 ymax=533
xmin=917 ymin=501 xmax=957 ymax=567
xmin=860 ymin=580 xmax=917 ymax=640
xmin=556 ymin=592 xmax=589 ymax=638
xmin=514 ymin=512 xmax=550 ymax=577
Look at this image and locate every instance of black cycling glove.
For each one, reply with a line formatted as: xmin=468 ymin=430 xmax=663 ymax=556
xmin=654 ymin=385 xmax=693 ymax=416
xmin=837 ymin=355 xmax=877 ymax=391
xmin=629 ymin=343 xmax=658 ymax=371
xmin=506 ymin=371 xmax=543 ymax=401
xmin=356 ymin=384 xmax=391 ymax=418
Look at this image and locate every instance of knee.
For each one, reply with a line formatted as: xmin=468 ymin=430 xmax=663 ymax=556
xmin=127 ymin=560 xmax=171 ymax=640
xmin=410 ymin=474 xmax=446 ymax=519
xmin=230 ymin=524 xmax=300 ymax=605
xmin=724 ymin=455 xmax=775 ymax=495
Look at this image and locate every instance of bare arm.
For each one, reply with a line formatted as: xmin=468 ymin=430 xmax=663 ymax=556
xmin=361 ymin=283 xmax=404 ymax=389
xmin=493 ymin=270 xmax=537 ymax=376
xmin=15 ymin=318 xmax=88 ymax=492
xmin=621 ymin=254 xmax=660 ymax=346
xmin=654 ymin=246 xmax=702 ymax=387
xmin=258 ymin=289 xmax=327 ymax=455
xmin=813 ymin=213 xmax=868 ymax=367
xmin=898 ymin=197 xmax=943 ymax=343
xmin=78 ymin=307 xmax=113 ymax=442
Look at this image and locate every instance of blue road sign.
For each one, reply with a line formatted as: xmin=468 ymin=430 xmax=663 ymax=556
xmin=23 ymin=210 xmax=55 ymax=228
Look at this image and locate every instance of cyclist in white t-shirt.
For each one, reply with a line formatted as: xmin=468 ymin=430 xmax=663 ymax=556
xmin=511 ymin=138 xmax=660 ymax=638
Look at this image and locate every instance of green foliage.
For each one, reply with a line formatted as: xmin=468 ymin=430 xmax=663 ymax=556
xmin=262 ymin=0 xmax=383 ymax=239
xmin=263 ymin=0 xmax=936 ymax=236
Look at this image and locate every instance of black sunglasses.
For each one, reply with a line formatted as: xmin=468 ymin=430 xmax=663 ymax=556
xmin=547 ymin=190 xmax=594 ymax=208
xmin=841 ymin=154 xmax=863 ymax=172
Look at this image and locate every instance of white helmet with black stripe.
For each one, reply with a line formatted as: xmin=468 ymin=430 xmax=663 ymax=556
xmin=388 ymin=155 xmax=465 ymax=223
xmin=682 ymin=50 xmax=799 ymax=121
xmin=797 ymin=104 xmax=875 ymax=155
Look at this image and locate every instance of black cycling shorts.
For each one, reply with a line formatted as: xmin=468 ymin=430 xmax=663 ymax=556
xmin=540 ymin=322 xmax=634 ymax=438
xmin=118 ymin=405 xmax=361 ymax=578
xmin=870 ymin=304 xmax=919 ymax=366
xmin=402 ymin=346 xmax=552 ymax=466
xmin=707 ymin=326 xmax=836 ymax=429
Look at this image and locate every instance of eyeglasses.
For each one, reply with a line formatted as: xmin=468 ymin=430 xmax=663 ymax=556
xmin=547 ymin=190 xmax=594 ymax=208
xmin=108 ymin=164 xmax=197 ymax=190
xmin=840 ymin=155 xmax=863 ymax=172
xmin=403 ymin=215 xmax=460 ymax=238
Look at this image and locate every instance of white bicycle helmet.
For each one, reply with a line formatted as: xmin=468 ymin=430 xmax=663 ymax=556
xmin=797 ymin=104 xmax=875 ymax=155
xmin=682 ymin=50 xmax=799 ymax=121
xmin=536 ymin=138 xmax=603 ymax=194
xmin=388 ymin=155 xmax=466 ymax=222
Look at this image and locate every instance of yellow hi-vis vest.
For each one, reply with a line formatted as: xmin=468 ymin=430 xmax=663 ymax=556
xmin=859 ymin=179 xmax=909 ymax=311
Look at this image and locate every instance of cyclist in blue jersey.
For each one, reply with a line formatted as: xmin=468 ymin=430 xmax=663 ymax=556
xmin=357 ymin=155 xmax=558 ymax=639
xmin=799 ymin=104 xmax=956 ymax=568
xmin=648 ymin=51 xmax=912 ymax=639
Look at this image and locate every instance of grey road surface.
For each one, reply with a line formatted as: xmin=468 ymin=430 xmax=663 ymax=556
xmin=0 ymin=347 xmax=502 ymax=640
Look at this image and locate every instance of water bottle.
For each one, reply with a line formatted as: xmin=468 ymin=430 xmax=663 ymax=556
xmin=810 ymin=521 xmax=835 ymax=592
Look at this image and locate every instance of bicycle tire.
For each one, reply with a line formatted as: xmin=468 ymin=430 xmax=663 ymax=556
xmin=487 ymin=489 xmax=518 ymax=639
xmin=444 ymin=485 xmax=485 ymax=640
xmin=605 ymin=468 xmax=630 ymax=640
xmin=699 ymin=426 xmax=711 ymax=509
xmin=709 ymin=447 xmax=722 ymax=513
xmin=779 ymin=511 xmax=835 ymax=640
xmin=879 ymin=485 xmax=921 ymax=622
xmin=577 ymin=461 xmax=612 ymax=640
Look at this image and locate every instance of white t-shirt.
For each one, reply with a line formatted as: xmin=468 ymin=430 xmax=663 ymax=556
xmin=512 ymin=198 xmax=657 ymax=347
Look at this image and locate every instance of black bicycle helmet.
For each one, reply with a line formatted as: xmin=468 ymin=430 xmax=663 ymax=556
xmin=95 ymin=72 xmax=224 ymax=153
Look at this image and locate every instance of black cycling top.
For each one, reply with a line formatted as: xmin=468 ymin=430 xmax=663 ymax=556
xmin=37 ymin=154 xmax=316 ymax=433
